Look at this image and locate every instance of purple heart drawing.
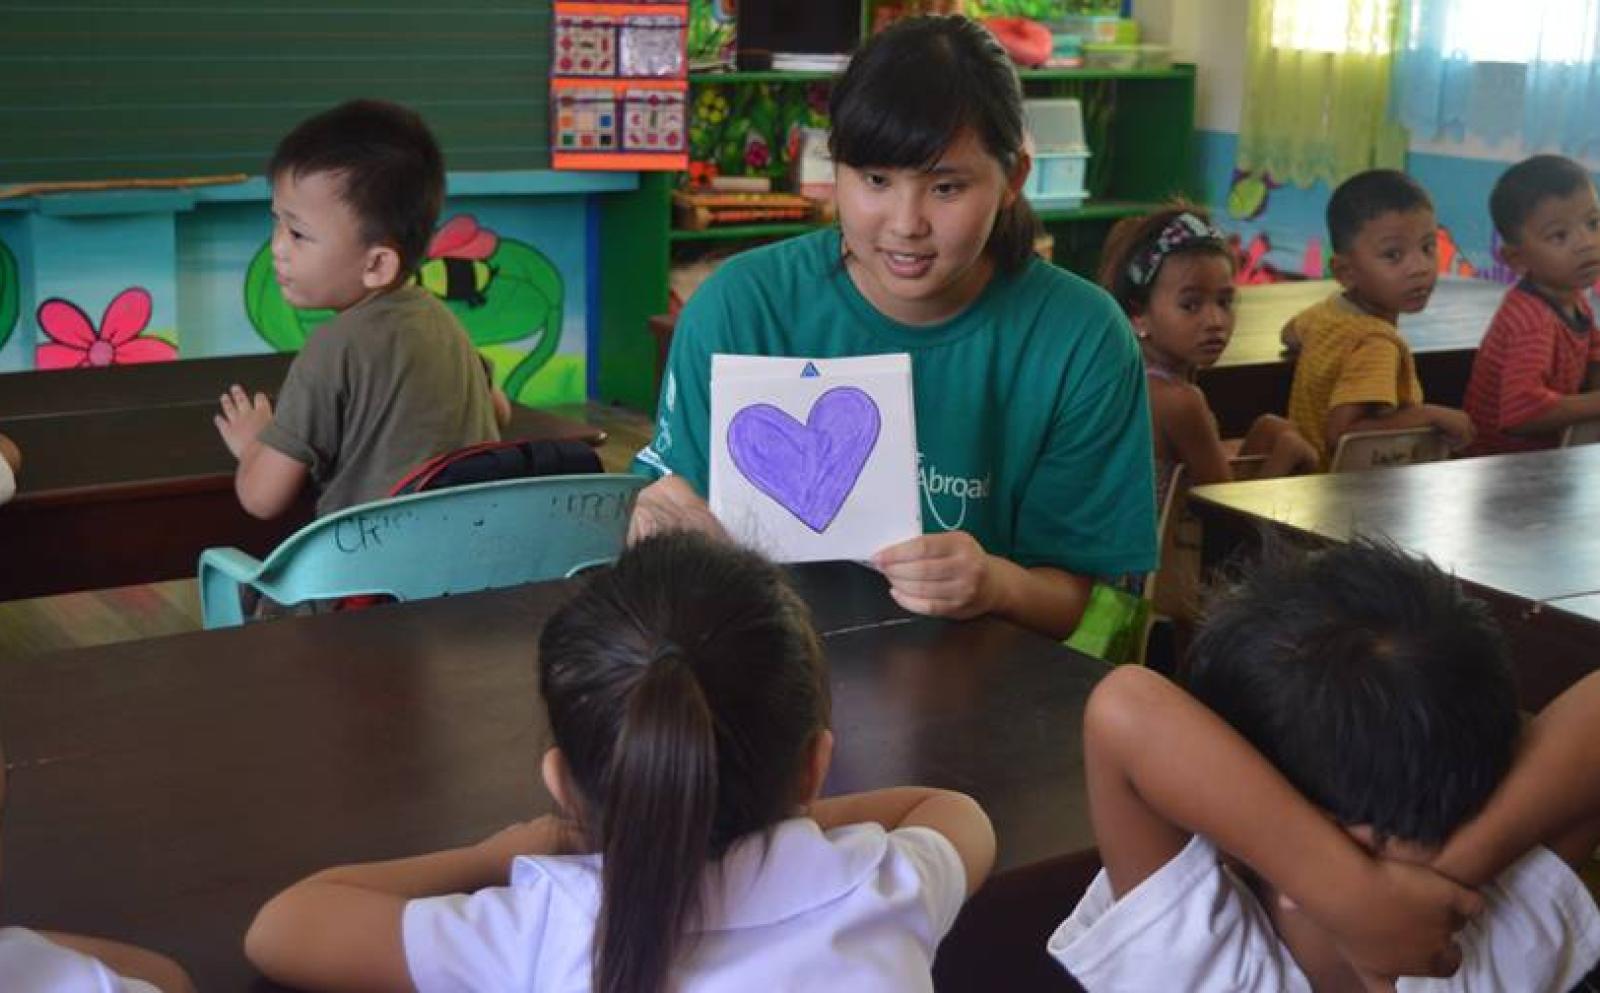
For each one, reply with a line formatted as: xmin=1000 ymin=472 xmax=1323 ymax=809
xmin=727 ymin=386 xmax=882 ymax=533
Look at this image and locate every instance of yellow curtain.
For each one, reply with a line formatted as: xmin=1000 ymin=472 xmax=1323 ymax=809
xmin=1238 ymin=0 xmax=1409 ymax=188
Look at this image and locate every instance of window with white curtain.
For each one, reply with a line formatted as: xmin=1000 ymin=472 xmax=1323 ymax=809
xmin=1272 ymin=0 xmax=1599 ymax=61
xmin=1269 ymin=2 xmax=1394 ymax=55
xmin=1425 ymin=0 xmax=1599 ymax=63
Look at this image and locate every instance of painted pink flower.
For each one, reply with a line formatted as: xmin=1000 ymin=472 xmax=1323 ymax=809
xmin=36 ymin=287 xmax=176 ymax=369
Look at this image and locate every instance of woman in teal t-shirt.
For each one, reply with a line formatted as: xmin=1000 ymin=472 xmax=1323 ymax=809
xmin=632 ymin=15 xmax=1156 ymax=638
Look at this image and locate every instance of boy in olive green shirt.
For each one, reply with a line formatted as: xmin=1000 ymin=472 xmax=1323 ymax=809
xmin=214 ymin=100 xmax=505 ymax=520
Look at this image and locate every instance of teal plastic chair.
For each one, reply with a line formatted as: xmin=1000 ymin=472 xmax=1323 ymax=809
xmin=199 ymin=474 xmax=645 ymax=628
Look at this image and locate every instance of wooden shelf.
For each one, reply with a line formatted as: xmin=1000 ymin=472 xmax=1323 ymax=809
xmin=1019 ymin=65 xmax=1194 ymax=82
xmin=1034 ymin=199 xmax=1165 ymax=223
xmin=689 ymin=69 xmax=835 ymax=84
xmin=669 ymin=221 xmax=823 ymax=242
xmin=689 ymin=65 xmax=1194 ymax=85
xmin=667 ymin=200 xmax=1163 ymax=243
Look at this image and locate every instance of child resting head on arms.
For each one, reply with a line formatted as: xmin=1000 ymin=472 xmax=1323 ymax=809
xmin=1099 ymin=204 xmax=1316 ymax=492
xmin=245 ymin=531 xmax=995 ymax=993
xmin=1050 ymin=538 xmax=1600 ymax=991
xmin=1283 ymin=170 xmax=1474 ymax=465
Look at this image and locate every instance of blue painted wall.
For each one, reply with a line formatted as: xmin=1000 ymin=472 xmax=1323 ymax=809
xmin=1198 ymin=129 xmax=1599 ymax=284
xmin=0 ymin=171 xmax=638 ymax=406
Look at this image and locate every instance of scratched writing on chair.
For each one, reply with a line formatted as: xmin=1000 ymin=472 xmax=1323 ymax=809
xmin=333 ymin=510 xmax=419 ymax=554
xmin=552 ymin=489 xmax=636 ymax=524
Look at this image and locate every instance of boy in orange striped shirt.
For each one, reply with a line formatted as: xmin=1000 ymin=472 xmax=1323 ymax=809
xmin=1464 ymin=156 xmax=1600 ymax=455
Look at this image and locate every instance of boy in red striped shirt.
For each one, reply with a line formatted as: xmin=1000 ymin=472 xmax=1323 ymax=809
xmin=1464 ymin=155 xmax=1600 ymax=454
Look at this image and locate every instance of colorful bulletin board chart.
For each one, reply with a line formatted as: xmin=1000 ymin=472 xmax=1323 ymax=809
xmin=551 ymin=2 xmax=690 ymax=171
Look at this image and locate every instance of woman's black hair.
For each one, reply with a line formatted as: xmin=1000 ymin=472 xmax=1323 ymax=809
xmin=538 ymin=532 xmax=830 ymax=993
xmin=829 ymin=15 xmax=1039 ymax=273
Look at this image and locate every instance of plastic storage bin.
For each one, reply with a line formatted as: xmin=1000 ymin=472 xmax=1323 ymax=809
xmin=1024 ymin=97 xmax=1085 ymax=152
xmin=1022 ymin=98 xmax=1089 ymax=208
xmin=1052 ymin=15 xmax=1138 ymax=45
xmin=1083 ymin=43 xmax=1172 ymax=70
xmin=1024 ymin=153 xmax=1090 ymax=208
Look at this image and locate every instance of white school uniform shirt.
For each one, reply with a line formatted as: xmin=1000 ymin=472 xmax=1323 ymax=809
xmin=404 ymin=817 xmax=968 ymax=993
xmin=1048 ymin=834 xmax=1600 ymax=992
xmin=0 ymin=927 xmax=160 ymax=993
xmin=0 ymin=453 xmax=14 ymax=504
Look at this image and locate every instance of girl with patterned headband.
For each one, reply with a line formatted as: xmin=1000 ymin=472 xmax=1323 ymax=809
xmin=1099 ymin=203 xmax=1317 ymax=498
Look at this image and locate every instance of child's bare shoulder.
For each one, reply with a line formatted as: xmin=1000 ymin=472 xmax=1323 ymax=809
xmin=1148 ymin=376 xmax=1209 ymax=415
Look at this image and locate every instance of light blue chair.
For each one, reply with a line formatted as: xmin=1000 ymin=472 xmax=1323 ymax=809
xmin=199 ymin=473 xmax=645 ymax=628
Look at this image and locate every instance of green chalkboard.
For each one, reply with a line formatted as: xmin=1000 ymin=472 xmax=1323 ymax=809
xmin=0 ymin=1 xmax=552 ymax=183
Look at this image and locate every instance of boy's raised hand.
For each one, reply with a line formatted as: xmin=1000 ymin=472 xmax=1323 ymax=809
xmin=214 ymin=384 xmax=274 ymax=459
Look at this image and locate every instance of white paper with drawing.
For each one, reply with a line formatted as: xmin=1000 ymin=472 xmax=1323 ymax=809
xmin=710 ymin=353 xmax=921 ymax=563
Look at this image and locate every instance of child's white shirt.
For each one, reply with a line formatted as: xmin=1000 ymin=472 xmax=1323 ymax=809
xmin=0 ymin=453 xmax=14 ymax=504
xmin=1048 ymin=834 xmax=1600 ymax=992
xmin=403 ymin=817 xmax=968 ymax=993
xmin=0 ymin=927 xmax=160 ymax=993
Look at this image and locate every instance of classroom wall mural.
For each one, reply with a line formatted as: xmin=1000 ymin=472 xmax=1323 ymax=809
xmin=0 ymin=239 xmax=17 ymax=353
xmin=194 ymin=195 xmax=590 ymax=404
xmin=0 ymin=187 xmax=593 ymax=403
xmin=1224 ymin=169 xmax=1279 ymax=222
xmin=35 ymin=287 xmax=177 ymax=369
xmin=6 ymin=211 xmax=184 ymax=372
xmin=1199 ymin=130 xmax=1559 ymax=289
xmin=243 ymin=213 xmax=570 ymax=405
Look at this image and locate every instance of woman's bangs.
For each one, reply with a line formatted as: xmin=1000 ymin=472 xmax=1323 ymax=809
xmin=830 ymin=57 xmax=975 ymax=171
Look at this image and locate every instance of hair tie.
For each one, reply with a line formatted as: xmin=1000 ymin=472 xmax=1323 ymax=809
xmin=1127 ymin=212 xmax=1227 ymax=288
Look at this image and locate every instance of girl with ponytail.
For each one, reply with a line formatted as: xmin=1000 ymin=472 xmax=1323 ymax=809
xmin=633 ymin=15 xmax=1158 ymax=641
xmin=246 ymin=531 xmax=995 ymax=992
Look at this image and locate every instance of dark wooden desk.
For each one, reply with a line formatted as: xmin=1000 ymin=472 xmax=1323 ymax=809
xmin=0 ymin=353 xmax=608 ymax=446
xmin=0 ymin=562 xmax=1104 ymax=992
xmin=0 ymin=353 xmax=294 ymax=421
xmin=0 ymin=403 xmax=311 ymax=601
xmin=1189 ymin=446 xmax=1600 ymax=707
xmin=1203 ymin=277 xmax=1502 ymax=435
xmin=1552 ymin=594 xmax=1600 ymax=625
xmin=0 ymin=357 xmax=608 ymax=601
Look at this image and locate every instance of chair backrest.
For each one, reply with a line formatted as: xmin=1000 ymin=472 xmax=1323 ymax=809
xmin=1143 ymin=464 xmax=1188 ymax=606
xmin=201 ymin=474 xmax=644 ymax=625
xmin=1329 ymin=427 xmax=1449 ymax=473
xmin=1145 ymin=455 xmax=1264 ymax=618
xmin=392 ymin=437 xmax=603 ymax=495
xmin=1560 ymin=419 xmax=1600 ymax=447
xmin=1228 ymin=454 xmax=1267 ymax=481
xmin=1137 ymin=455 xmax=1281 ymax=665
